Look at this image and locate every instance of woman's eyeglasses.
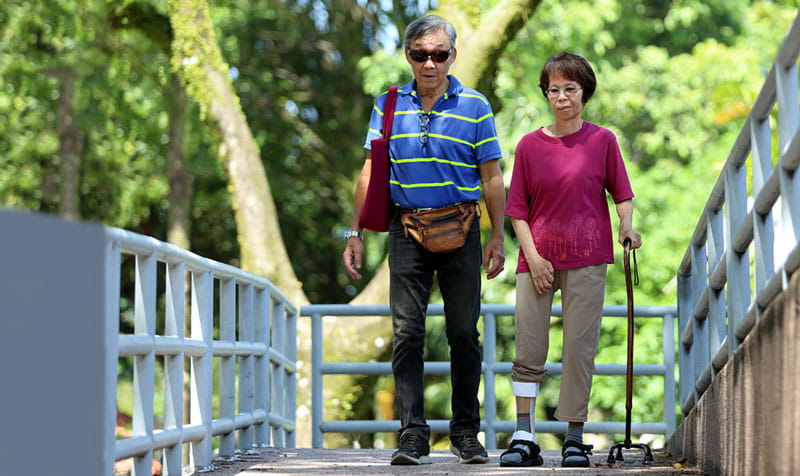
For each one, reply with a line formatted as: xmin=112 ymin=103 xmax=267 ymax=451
xmin=408 ymin=49 xmax=453 ymax=63
xmin=546 ymin=86 xmax=582 ymax=98
xmin=418 ymin=114 xmax=430 ymax=145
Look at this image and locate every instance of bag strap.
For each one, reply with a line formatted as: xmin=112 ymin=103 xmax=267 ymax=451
xmin=382 ymin=86 xmax=399 ymax=138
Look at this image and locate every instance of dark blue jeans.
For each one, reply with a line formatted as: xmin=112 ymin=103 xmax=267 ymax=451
xmin=388 ymin=212 xmax=483 ymax=439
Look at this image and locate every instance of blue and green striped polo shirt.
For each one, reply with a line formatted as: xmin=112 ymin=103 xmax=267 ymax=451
xmin=364 ymin=75 xmax=503 ymax=210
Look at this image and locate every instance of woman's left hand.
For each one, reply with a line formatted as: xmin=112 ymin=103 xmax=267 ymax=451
xmin=619 ymin=228 xmax=642 ymax=249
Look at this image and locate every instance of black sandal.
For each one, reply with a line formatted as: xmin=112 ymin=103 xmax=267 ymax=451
xmin=500 ymin=439 xmax=543 ymax=467
xmin=561 ymin=440 xmax=593 ymax=467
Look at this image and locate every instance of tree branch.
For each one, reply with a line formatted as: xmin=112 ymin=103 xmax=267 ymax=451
xmin=447 ymin=0 xmax=542 ymax=112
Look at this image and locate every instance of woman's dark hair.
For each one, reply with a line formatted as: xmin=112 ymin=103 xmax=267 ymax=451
xmin=538 ymin=52 xmax=597 ymax=104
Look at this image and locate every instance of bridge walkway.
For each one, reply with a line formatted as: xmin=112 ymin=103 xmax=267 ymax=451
xmin=198 ymin=447 xmax=701 ymax=475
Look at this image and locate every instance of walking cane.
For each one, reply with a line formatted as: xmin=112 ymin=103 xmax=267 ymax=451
xmin=607 ymin=238 xmax=654 ymax=465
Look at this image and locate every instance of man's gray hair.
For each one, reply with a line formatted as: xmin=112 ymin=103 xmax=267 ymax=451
xmin=403 ymin=15 xmax=457 ymax=50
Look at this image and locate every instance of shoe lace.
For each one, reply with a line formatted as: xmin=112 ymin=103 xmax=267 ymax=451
xmin=399 ymin=432 xmax=426 ymax=450
xmin=454 ymin=434 xmax=483 ymax=450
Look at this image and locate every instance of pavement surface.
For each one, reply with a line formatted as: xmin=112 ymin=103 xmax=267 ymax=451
xmin=190 ymin=447 xmax=705 ymax=475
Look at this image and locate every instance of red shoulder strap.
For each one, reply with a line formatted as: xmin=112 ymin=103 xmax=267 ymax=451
xmin=382 ymin=86 xmax=399 ymax=138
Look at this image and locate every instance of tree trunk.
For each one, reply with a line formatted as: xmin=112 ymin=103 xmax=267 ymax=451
xmin=56 ymin=66 xmax=82 ymax=220
xmin=167 ymin=0 xmax=305 ymax=305
xmin=445 ymin=0 xmax=542 ymax=101
xmin=166 ymin=80 xmax=192 ymax=250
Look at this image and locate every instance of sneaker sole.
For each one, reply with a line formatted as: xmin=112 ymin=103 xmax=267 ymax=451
xmin=391 ymin=453 xmax=431 ymax=465
xmin=449 ymin=444 xmax=489 ymax=464
xmin=458 ymin=454 xmax=489 ymax=464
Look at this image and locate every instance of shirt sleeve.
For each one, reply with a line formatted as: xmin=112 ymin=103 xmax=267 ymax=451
xmin=474 ymin=101 xmax=503 ymax=163
xmin=363 ymin=93 xmax=388 ymax=150
xmin=603 ymin=131 xmax=635 ymax=203
xmin=504 ymin=136 xmax=531 ymax=220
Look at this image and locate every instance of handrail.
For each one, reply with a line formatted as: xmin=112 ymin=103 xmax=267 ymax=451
xmin=105 ymin=227 xmax=298 ymax=474
xmin=302 ymin=303 xmax=677 ymax=449
xmin=676 ymin=12 xmax=800 ymax=416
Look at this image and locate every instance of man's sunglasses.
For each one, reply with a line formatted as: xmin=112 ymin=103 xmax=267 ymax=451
xmin=407 ymin=49 xmax=453 ymax=63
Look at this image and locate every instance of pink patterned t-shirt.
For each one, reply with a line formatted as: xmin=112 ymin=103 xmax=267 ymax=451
xmin=505 ymin=122 xmax=634 ymax=272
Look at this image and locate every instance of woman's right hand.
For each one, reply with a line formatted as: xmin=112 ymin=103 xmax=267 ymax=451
xmin=528 ymin=255 xmax=554 ymax=294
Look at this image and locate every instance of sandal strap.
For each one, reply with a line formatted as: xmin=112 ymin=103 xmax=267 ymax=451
xmin=562 ymin=440 xmax=594 ymax=456
xmin=506 ymin=439 xmax=540 ymax=456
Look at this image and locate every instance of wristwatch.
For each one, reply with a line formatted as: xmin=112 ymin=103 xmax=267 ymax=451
xmin=344 ymin=230 xmax=362 ymax=241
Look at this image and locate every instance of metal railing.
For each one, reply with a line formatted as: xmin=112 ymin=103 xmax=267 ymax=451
xmin=676 ymin=13 xmax=800 ymax=416
xmin=105 ymin=227 xmax=297 ymax=474
xmin=302 ymin=303 xmax=677 ymax=449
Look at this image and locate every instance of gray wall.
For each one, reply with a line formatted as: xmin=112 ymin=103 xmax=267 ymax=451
xmin=0 ymin=210 xmax=112 ymax=475
xmin=666 ymin=270 xmax=800 ymax=475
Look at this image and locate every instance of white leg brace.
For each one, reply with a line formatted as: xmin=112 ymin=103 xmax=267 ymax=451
xmin=512 ymin=381 xmax=540 ymax=398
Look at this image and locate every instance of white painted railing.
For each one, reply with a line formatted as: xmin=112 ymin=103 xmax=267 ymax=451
xmin=105 ymin=227 xmax=297 ymax=475
xmin=677 ymin=12 xmax=800 ymax=416
xmin=303 ymin=303 xmax=677 ymax=449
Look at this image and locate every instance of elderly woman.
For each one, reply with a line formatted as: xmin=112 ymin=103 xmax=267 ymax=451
xmin=501 ymin=52 xmax=642 ymax=468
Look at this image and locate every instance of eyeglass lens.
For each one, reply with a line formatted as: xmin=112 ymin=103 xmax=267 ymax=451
xmin=408 ymin=49 xmax=451 ymax=63
xmin=418 ymin=114 xmax=430 ymax=145
xmin=547 ymin=86 xmax=581 ymax=97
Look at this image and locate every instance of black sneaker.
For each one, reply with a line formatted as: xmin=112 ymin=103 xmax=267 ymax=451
xmin=391 ymin=432 xmax=431 ymax=465
xmin=449 ymin=434 xmax=489 ymax=464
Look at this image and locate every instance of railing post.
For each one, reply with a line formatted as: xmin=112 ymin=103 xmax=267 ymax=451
xmin=311 ymin=310 xmax=324 ymax=448
xmin=751 ymin=116 xmax=774 ymax=318
xmin=777 ymin=60 xmax=800 ymax=267
xmin=271 ymin=300 xmax=287 ymax=447
xmin=482 ymin=310 xmax=497 ymax=449
xmin=662 ymin=311 xmax=677 ymax=436
xmin=286 ymin=307 xmax=298 ymax=447
xmin=218 ymin=278 xmax=237 ymax=459
xmin=133 ymin=253 xmax=157 ymax=476
xmin=725 ymin=163 xmax=751 ymax=353
xmin=706 ymin=208 xmax=726 ymax=356
xmin=254 ymin=288 xmax=271 ymax=447
xmin=190 ymin=270 xmax=215 ymax=472
xmin=163 ymin=261 xmax=186 ymax=474
xmin=238 ymin=283 xmax=256 ymax=452
xmin=677 ymin=273 xmax=694 ymax=414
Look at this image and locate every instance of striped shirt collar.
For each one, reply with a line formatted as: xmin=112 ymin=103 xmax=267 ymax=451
xmin=399 ymin=75 xmax=464 ymax=102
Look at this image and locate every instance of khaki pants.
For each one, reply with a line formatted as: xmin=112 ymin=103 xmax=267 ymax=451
xmin=511 ymin=264 xmax=607 ymax=422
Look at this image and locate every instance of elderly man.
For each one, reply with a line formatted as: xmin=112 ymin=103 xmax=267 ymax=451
xmin=343 ymin=14 xmax=506 ymax=466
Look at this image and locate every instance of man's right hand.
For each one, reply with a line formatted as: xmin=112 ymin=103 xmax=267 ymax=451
xmin=343 ymin=238 xmax=364 ymax=280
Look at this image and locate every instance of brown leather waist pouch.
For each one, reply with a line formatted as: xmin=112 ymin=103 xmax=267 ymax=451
xmin=400 ymin=202 xmax=478 ymax=253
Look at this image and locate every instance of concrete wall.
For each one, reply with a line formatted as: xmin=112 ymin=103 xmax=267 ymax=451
xmin=666 ymin=271 xmax=800 ymax=475
xmin=0 ymin=210 xmax=112 ymax=475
